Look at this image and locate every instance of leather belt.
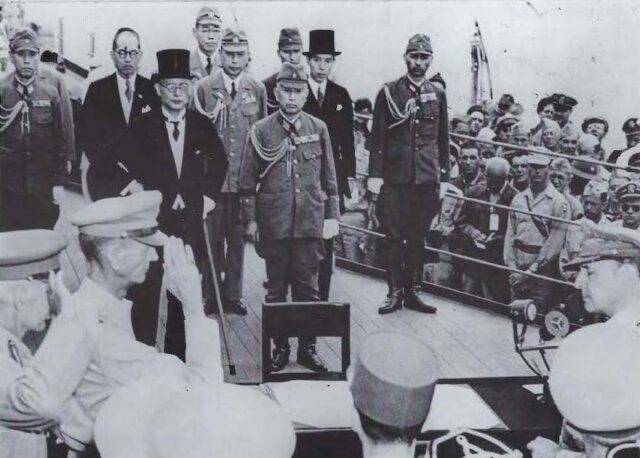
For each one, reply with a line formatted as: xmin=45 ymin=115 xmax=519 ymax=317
xmin=514 ymin=239 xmax=541 ymax=254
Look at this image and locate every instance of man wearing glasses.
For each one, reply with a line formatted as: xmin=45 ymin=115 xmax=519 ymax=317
xmin=190 ymin=6 xmax=223 ymax=80
xmin=83 ymin=27 xmax=159 ymax=200
xmin=106 ymin=49 xmax=228 ymax=359
xmin=615 ymin=182 xmax=640 ymax=231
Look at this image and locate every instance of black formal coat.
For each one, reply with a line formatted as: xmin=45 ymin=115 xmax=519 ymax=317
xmin=100 ymin=109 xmax=228 ymax=249
xmin=81 ymin=73 xmax=159 ymax=197
xmin=303 ymin=79 xmax=355 ymax=209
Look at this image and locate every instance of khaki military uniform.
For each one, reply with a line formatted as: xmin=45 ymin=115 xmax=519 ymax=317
xmin=504 ymin=183 xmax=569 ymax=311
xmin=196 ymin=72 xmax=267 ymax=304
xmin=2 ymin=279 xmax=223 ymax=452
xmin=0 ymin=72 xmax=75 ymax=230
xmin=239 ymin=111 xmax=339 ymax=345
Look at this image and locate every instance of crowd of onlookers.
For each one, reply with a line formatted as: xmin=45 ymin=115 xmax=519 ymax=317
xmin=337 ymin=90 xmax=640 ymax=312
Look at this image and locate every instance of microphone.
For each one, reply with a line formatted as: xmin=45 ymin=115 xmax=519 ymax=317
xmin=510 ymin=299 xmax=537 ymax=322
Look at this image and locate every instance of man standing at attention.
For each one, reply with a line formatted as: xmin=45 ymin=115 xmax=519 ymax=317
xmin=303 ymin=29 xmax=355 ymax=302
xmin=263 ymin=28 xmax=304 ymax=115
xmin=239 ymin=63 xmax=340 ymax=373
xmin=190 ymin=6 xmax=223 ymax=80
xmin=367 ymin=34 xmax=450 ymax=315
xmin=196 ymin=29 xmax=267 ymax=316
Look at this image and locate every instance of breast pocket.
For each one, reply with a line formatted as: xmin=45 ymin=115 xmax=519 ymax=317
xmin=32 ymin=106 xmax=53 ymax=124
xmin=242 ymin=101 xmax=259 ymax=117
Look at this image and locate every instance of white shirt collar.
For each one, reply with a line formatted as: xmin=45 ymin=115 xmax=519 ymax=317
xmin=308 ymin=77 xmax=327 ymax=99
xmin=198 ymin=48 xmax=216 ymax=74
xmin=162 ymin=106 xmax=186 ymax=123
xmin=116 ymin=72 xmax=136 ymax=91
xmin=222 ymin=71 xmax=242 ymax=95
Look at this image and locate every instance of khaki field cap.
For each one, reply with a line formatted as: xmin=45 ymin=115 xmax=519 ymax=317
xmin=0 ymin=230 xmax=67 ymax=280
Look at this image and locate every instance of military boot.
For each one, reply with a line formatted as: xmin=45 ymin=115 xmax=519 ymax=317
xmin=404 ymin=286 xmax=437 ymax=313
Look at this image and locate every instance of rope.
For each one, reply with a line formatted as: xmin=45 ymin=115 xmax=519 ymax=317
xmin=249 ymin=126 xmax=294 ymax=179
xmin=193 ymin=93 xmax=227 ymax=129
xmin=0 ymin=100 xmax=28 ymax=134
xmin=451 ymin=132 xmax=640 ymax=174
xmin=338 ymin=222 xmax=575 ymax=287
xmin=446 ymin=193 xmax=580 ymax=226
xmin=383 ymin=84 xmax=417 ymax=129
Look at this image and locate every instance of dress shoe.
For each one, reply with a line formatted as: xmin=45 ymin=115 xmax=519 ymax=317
xmin=378 ymin=288 xmax=403 ymax=315
xmin=224 ymin=299 xmax=248 ymax=316
xmin=404 ymin=287 xmax=437 ymax=314
xmin=297 ymin=345 xmax=328 ymax=372
xmin=270 ymin=344 xmax=291 ymax=372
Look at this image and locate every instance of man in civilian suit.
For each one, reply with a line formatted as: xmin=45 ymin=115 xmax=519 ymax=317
xmin=105 ymin=49 xmax=228 ymax=359
xmin=302 ymin=29 xmax=355 ymax=301
xmin=82 ymin=27 xmax=159 ymax=200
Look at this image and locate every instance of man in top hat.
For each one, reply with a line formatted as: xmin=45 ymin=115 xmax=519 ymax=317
xmin=303 ymin=29 xmax=355 ymax=301
xmin=349 ymin=331 xmax=439 ymax=458
xmin=528 ymin=324 xmax=640 ymax=458
xmin=83 ymin=27 xmax=159 ymax=200
xmin=551 ymin=93 xmax=577 ymax=132
xmin=581 ymin=116 xmax=608 ymax=142
xmin=95 ymin=378 xmax=296 ymax=458
xmin=367 ymin=33 xmax=449 ymax=315
xmin=195 ymin=28 xmax=267 ymax=316
xmin=0 ymin=28 xmax=75 ymax=231
xmin=1 ymin=192 xmax=225 ymax=455
xmin=466 ymin=104 xmax=486 ymax=137
xmin=101 ymin=49 xmax=228 ymax=358
xmin=622 ymin=117 xmax=640 ymax=149
xmin=0 ymin=230 xmax=68 ymax=458
xmin=239 ymin=62 xmax=340 ymax=373
xmin=504 ymin=150 xmax=569 ymax=313
xmin=263 ymin=28 xmax=304 ymax=114
xmin=190 ymin=6 xmax=223 ymax=80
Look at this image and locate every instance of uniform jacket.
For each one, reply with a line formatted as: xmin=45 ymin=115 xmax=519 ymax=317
xmin=239 ymin=111 xmax=340 ymax=240
xmin=81 ymin=73 xmax=158 ymax=181
xmin=2 ymin=279 xmax=224 ymax=450
xmin=504 ymin=183 xmax=569 ymax=270
xmin=196 ymin=72 xmax=267 ymax=192
xmin=189 ymin=48 xmax=220 ymax=81
xmin=368 ymin=75 xmax=450 ymax=187
xmin=564 ymin=191 xmax=584 ymax=220
xmin=303 ymin=79 xmax=355 ymax=203
xmin=103 ymin=110 xmax=228 ymax=243
xmin=0 ymin=328 xmax=48 ymax=458
xmin=0 ymin=72 xmax=75 ymax=196
xmin=263 ymin=71 xmax=279 ymax=114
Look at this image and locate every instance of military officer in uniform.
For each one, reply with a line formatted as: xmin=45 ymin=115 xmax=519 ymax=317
xmin=551 ymin=93 xmax=577 ymax=134
xmin=239 ymin=62 xmax=340 ymax=373
xmin=190 ymin=6 xmax=223 ymax=80
xmin=367 ymin=34 xmax=450 ymax=315
xmin=615 ymin=181 xmax=640 ymax=230
xmin=0 ymin=230 xmax=66 ymax=458
xmin=622 ymin=117 xmax=640 ymax=149
xmin=0 ymin=192 xmax=224 ymax=455
xmin=504 ymin=151 xmax=569 ymax=314
xmin=195 ymin=29 xmax=267 ymax=316
xmin=263 ymin=28 xmax=304 ymax=115
xmin=0 ymin=29 xmax=75 ymax=231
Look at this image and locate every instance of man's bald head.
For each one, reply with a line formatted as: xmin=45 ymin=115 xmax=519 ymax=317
xmin=485 ymin=157 xmax=510 ymax=193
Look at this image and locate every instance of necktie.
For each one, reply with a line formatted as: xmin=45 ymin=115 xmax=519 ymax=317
xmin=125 ymin=79 xmax=132 ymax=102
xmin=170 ymin=121 xmax=180 ymax=141
xmin=231 ymin=81 xmax=237 ymax=100
xmin=317 ymin=86 xmax=324 ymax=107
xmin=206 ymin=56 xmax=212 ymax=75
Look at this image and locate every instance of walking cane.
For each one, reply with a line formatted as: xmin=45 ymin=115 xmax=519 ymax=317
xmin=202 ymin=220 xmax=237 ymax=376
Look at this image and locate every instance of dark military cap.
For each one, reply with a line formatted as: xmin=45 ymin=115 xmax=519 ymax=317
xmin=616 ymin=181 xmax=640 ymax=202
xmin=466 ymin=104 xmax=486 ymax=117
xmin=551 ymin=93 xmax=578 ymax=111
xmin=428 ymin=72 xmax=446 ymax=89
xmin=405 ymin=33 xmax=433 ymax=55
xmin=9 ymin=28 xmax=40 ymax=52
xmin=581 ymin=116 xmax=609 ymax=134
xmin=278 ymin=28 xmax=302 ymax=49
xmin=622 ymin=117 xmax=640 ymax=136
xmin=0 ymin=230 xmax=67 ymax=280
xmin=276 ymin=62 xmax=308 ymax=88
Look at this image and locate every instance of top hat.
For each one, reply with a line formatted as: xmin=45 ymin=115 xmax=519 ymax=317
xmin=303 ymin=29 xmax=341 ymax=56
xmin=153 ymin=49 xmax=192 ymax=82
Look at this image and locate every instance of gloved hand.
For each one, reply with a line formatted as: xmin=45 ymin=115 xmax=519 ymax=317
xmin=322 ymin=218 xmax=340 ymax=239
xmin=245 ymin=221 xmax=259 ymax=244
xmin=202 ymin=196 xmax=216 ymax=220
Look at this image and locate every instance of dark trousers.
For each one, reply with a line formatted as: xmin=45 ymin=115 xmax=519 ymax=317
xmin=318 ymin=239 xmax=334 ymax=301
xmin=208 ymin=192 xmax=245 ymax=304
xmin=380 ymin=184 xmax=439 ymax=290
xmin=261 ymin=238 xmax=323 ymax=348
xmin=1 ymin=189 xmax=58 ymax=230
